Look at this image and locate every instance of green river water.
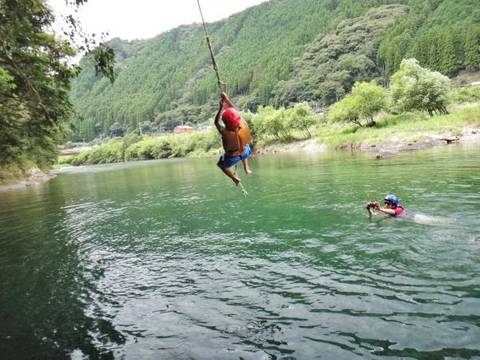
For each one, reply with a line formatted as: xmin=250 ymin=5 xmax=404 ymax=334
xmin=1 ymin=144 xmax=479 ymax=359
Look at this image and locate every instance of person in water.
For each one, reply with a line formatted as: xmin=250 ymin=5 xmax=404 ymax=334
xmin=367 ymin=194 xmax=405 ymax=217
xmin=215 ymin=92 xmax=253 ymax=186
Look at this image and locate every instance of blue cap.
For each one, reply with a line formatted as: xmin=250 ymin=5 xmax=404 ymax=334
xmin=384 ymin=194 xmax=399 ymax=206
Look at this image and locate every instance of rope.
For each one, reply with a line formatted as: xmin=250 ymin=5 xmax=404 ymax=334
xmin=197 ymin=1 xmax=248 ymax=196
xmin=196 ymin=0 xmax=225 ymax=91
xmin=238 ymin=182 xmax=248 ymax=197
xmin=234 ymin=164 xmax=249 ymax=196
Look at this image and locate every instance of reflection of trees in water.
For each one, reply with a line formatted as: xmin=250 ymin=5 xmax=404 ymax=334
xmin=0 ymin=187 xmax=124 ymax=359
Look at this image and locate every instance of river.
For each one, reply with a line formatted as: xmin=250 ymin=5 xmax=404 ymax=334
xmin=1 ymin=144 xmax=479 ymax=359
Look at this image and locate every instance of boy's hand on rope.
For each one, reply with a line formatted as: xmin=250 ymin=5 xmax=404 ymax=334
xmin=220 ymin=92 xmax=234 ymax=108
xmin=220 ymin=92 xmax=229 ymax=109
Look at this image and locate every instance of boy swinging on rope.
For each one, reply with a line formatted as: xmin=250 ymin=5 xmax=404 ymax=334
xmin=215 ymin=92 xmax=253 ymax=186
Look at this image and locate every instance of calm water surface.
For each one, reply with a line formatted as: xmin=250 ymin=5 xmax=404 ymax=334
xmin=1 ymin=144 xmax=479 ymax=359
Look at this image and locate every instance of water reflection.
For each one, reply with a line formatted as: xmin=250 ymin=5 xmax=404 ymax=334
xmin=0 ymin=187 xmax=124 ymax=359
xmin=1 ymin=144 xmax=480 ymax=359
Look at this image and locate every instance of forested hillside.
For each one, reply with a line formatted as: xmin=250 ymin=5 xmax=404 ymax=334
xmin=71 ymin=0 xmax=480 ymax=141
xmin=273 ymin=4 xmax=409 ymax=107
xmin=378 ymin=0 xmax=480 ymax=79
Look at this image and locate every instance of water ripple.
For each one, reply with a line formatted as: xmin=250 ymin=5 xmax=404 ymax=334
xmin=1 ymin=146 xmax=480 ymax=359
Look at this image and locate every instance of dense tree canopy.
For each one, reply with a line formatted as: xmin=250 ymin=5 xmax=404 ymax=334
xmin=328 ymin=81 xmax=386 ymax=125
xmin=0 ymin=0 xmax=75 ymax=166
xmin=70 ymin=0 xmax=480 ymax=141
xmin=465 ymin=23 xmax=480 ymax=71
xmin=274 ymin=5 xmax=408 ymax=108
xmin=390 ymin=59 xmax=450 ymax=116
xmin=0 ymin=0 xmax=115 ymax=169
xmin=378 ymin=0 xmax=480 ymax=79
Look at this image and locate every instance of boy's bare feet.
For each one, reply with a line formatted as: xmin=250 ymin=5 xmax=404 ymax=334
xmin=244 ymin=168 xmax=253 ymax=175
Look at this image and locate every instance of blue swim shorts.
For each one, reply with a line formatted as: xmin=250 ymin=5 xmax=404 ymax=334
xmin=218 ymin=144 xmax=251 ymax=169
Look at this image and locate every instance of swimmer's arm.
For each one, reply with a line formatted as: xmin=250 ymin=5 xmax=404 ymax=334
xmin=373 ymin=202 xmax=395 ymax=216
xmin=377 ymin=208 xmax=396 ymax=216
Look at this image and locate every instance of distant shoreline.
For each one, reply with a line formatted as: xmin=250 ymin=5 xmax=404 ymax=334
xmin=2 ymin=126 xmax=479 ymax=193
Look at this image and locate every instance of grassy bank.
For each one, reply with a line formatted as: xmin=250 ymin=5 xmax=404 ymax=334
xmin=316 ymin=103 xmax=480 ymax=149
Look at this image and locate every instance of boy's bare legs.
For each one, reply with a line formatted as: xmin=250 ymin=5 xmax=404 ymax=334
xmin=242 ymin=159 xmax=252 ymax=175
xmin=218 ymin=163 xmax=241 ymax=185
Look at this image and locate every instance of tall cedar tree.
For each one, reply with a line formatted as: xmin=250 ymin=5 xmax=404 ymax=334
xmin=465 ymin=24 xmax=480 ymax=71
xmin=440 ymin=32 xmax=459 ymax=76
xmin=427 ymin=32 xmax=442 ymax=71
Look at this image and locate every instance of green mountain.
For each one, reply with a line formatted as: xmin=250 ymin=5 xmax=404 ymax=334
xmin=273 ymin=4 xmax=409 ymax=107
xmin=70 ymin=0 xmax=480 ymax=141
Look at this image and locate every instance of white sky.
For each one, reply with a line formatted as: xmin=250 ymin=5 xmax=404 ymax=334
xmin=48 ymin=0 xmax=269 ymax=41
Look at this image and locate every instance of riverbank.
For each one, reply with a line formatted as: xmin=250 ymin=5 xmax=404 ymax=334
xmin=1 ymin=131 xmax=478 ymax=192
xmin=66 ymin=98 xmax=480 ymax=166
xmin=363 ymin=126 xmax=480 ymax=159
xmin=315 ymin=103 xmax=480 ymax=157
xmin=2 ymin=103 xmax=479 ymax=191
xmin=255 ymin=125 xmax=480 ymax=158
xmin=257 ymin=103 xmax=480 ymax=157
xmin=0 ymin=166 xmax=58 ymax=192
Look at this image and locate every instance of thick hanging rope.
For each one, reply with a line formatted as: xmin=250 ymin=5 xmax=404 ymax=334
xmin=197 ymin=1 xmax=248 ymax=197
xmin=196 ymin=0 xmax=225 ymax=91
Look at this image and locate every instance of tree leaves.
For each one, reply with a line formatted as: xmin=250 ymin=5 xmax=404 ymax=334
xmin=92 ymin=44 xmax=116 ymax=83
xmin=390 ymin=59 xmax=450 ymax=116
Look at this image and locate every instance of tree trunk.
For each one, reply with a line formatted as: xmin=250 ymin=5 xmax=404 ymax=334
xmin=304 ymin=127 xmax=312 ymax=138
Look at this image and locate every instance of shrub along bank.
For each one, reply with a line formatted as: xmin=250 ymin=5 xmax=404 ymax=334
xmin=71 ymin=103 xmax=320 ymax=165
xmin=71 ymin=131 xmax=221 ymax=166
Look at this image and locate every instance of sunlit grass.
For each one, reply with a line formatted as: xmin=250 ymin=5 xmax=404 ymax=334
xmin=54 ymin=155 xmax=75 ymax=168
xmin=317 ymin=103 xmax=480 ymax=147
